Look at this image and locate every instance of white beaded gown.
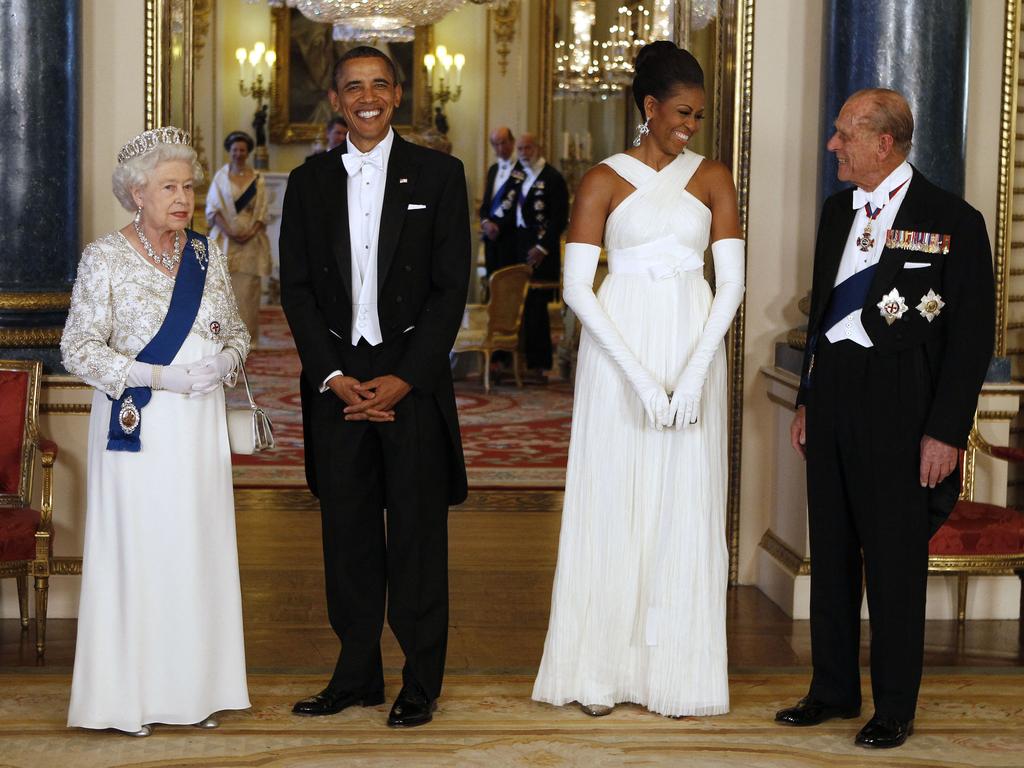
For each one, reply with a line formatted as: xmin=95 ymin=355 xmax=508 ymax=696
xmin=61 ymin=233 xmax=251 ymax=731
xmin=532 ymin=151 xmax=729 ymax=717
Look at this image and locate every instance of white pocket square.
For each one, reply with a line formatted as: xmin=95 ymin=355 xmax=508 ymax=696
xmin=407 ymin=203 xmax=427 ymax=210
xmin=903 ymin=261 xmax=932 ymax=269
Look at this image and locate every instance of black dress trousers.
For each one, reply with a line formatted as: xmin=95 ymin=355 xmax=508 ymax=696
xmin=517 ymin=227 xmax=555 ymax=371
xmin=804 ymin=337 xmax=932 ymax=722
xmin=309 ymin=336 xmax=451 ymax=700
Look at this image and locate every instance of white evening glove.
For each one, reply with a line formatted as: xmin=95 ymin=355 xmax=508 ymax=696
xmin=125 ymin=361 xmax=215 ymax=395
xmin=125 ymin=361 xmax=154 ymax=388
xmin=668 ymin=238 xmax=745 ymax=429
xmin=563 ymin=242 xmax=670 ymax=428
xmin=186 ymin=350 xmax=240 ymax=396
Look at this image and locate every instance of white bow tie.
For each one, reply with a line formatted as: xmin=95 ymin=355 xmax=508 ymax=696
xmin=852 ymin=185 xmax=891 ymax=212
xmin=343 ymin=149 xmax=383 ymax=176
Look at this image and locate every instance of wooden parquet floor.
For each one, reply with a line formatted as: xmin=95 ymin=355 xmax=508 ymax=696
xmin=2 ymin=488 xmax=1023 ymax=767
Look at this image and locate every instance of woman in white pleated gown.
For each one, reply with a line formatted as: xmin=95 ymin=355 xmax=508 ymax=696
xmin=533 ymin=42 xmax=746 ymax=718
xmin=61 ymin=128 xmax=251 ymax=735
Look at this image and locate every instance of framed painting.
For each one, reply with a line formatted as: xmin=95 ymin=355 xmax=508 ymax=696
xmin=269 ymin=8 xmax=431 ymax=143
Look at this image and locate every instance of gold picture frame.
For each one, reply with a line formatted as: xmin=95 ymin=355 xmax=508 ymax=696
xmin=269 ymin=8 xmax=433 ymax=143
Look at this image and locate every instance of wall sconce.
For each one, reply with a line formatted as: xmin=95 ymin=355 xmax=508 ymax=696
xmin=235 ymin=41 xmax=277 ymax=168
xmin=422 ymin=44 xmax=464 ymax=134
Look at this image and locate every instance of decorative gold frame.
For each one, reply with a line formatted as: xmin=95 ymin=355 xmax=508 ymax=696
xmin=144 ymin=0 xmax=194 ymax=133
xmin=269 ymin=8 xmax=432 ymax=142
xmin=541 ymin=1 xmax=756 ymax=584
xmin=993 ymin=0 xmax=1021 ymax=356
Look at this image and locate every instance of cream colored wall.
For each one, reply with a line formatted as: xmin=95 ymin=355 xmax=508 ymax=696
xmin=434 ymin=4 xmax=489 ymax=206
xmin=80 ymin=0 xmax=145 ymax=243
xmin=736 ymin=0 xmax=1007 ymax=585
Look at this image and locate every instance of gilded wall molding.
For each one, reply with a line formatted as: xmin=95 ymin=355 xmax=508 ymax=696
xmin=759 ymin=529 xmax=810 ymax=576
xmin=491 ymin=0 xmax=519 ymax=77
xmin=993 ymin=0 xmax=1020 ymax=356
xmin=0 ymin=328 xmax=63 ymax=347
xmin=40 ymin=404 xmax=91 ymax=415
xmin=144 ymin=0 xmax=160 ymax=130
xmin=0 ymin=292 xmax=70 ymax=311
xmin=724 ymin=0 xmax=756 ymax=586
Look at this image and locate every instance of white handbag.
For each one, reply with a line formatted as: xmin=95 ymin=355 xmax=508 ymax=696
xmin=227 ymin=362 xmax=275 ymax=454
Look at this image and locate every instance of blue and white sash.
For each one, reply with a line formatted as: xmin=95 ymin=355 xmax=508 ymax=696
xmin=802 ymin=263 xmax=877 ymax=390
xmin=489 ymin=169 xmax=521 ymax=219
xmin=106 ymin=231 xmax=210 ymax=451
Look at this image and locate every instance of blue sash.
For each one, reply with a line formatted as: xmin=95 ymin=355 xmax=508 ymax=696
xmin=234 ymin=179 xmax=257 ymax=213
xmin=489 ymin=171 xmax=519 ymax=219
xmin=106 ymin=231 xmax=210 ymax=451
xmin=803 ymin=264 xmax=877 ymax=390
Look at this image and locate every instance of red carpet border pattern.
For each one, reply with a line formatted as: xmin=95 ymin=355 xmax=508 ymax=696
xmin=230 ymin=307 xmax=571 ymax=489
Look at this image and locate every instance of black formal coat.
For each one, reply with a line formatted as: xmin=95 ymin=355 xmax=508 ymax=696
xmin=478 ymin=160 xmax=524 ymax=274
xmin=280 ymin=131 xmax=471 ymax=504
xmin=797 ymin=168 xmax=994 ymax=527
xmin=516 ymin=162 xmax=569 ymax=281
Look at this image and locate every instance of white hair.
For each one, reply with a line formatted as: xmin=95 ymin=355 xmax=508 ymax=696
xmin=111 ymin=143 xmax=204 ymax=212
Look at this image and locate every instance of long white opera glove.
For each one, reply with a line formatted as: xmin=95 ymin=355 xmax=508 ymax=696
xmin=563 ymin=242 xmax=670 ymax=428
xmin=126 ymin=361 xmax=154 ymax=388
xmin=187 ymin=350 xmax=240 ymax=396
xmin=667 ymin=238 xmax=745 ymax=429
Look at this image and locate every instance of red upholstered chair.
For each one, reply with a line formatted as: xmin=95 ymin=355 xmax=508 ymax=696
xmin=929 ymin=425 xmax=1024 ymax=623
xmin=0 ymin=359 xmax=59 ymax=655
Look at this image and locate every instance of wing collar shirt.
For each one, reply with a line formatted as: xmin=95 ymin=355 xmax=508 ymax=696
xmin=345 ymin=129 xmax=394 ymax=347
xmin=825 ymin=160 xmax=913 ymax=348
xmin=319 ymin=130 xmax=395 ymax=392
xmin=492 ymin=157 xmax=514 ymax=199
xmin=516 ymin=158 xmax=546 ymax=228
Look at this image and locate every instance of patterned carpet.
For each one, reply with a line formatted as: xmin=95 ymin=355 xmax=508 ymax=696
xmin=2 ymin=672 xmax=1022 ymax=767
xmin=230 ymin=307 xmax=571 ymax=489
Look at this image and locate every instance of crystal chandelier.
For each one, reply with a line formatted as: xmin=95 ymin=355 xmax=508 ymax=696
xmin=292 ymin=0 xmax=466 ymax=42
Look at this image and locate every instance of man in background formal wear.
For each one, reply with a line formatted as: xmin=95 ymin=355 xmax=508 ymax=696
xmin=514 ymin=132 xmax=569 ymax=380
xmin=479 ymin=126 xmax=524 ymax=276
xmin=280 ymin=46 xmax=470 ymax=728
xmin=776 ymin=89 xmax=994 ymax=749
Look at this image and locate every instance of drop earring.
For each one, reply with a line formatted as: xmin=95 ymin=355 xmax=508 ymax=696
xmin=633 ymin=117 xmax=650 ymax=147
xmin=134 ymin=205 xmax=142 ymax=225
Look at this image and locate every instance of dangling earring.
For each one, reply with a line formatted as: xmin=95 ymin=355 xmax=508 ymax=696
xmin=134 ymin=205 xmax=142 ymax=225
xmin=632 ymin=117 xmax=650 ymax=147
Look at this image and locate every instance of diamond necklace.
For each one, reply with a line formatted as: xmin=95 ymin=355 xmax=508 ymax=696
xmin=133 ymin=219 xmax=182 ymax=270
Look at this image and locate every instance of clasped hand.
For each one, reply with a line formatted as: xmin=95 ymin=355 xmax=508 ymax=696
xmin=329 ymin=374 xmax=411 ymax=422
xmin=634 ymin=379 xmax=701 ymax=430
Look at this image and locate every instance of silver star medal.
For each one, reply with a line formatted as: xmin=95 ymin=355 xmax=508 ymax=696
xmin=877 ymin=288 xmax=908 ymax=326
xmin=916 ymin=289 xmax=944 ymax=322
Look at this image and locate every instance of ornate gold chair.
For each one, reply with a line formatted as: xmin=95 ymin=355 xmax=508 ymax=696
xmin=928 ymin=424 xmax=1024 ymax=623
xmin=0 ymin=359 xmax=60 ymax=655
xmin=453 ymin=264 xmax=532 ymax=392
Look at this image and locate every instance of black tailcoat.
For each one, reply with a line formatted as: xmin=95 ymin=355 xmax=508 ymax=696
xmin=478 ymin=160 xmax=524 ymax=274
xmin=796 ymin=167 xmax=994 ymax=721
xmin=280 ymin=131 xmax=471 ymax=699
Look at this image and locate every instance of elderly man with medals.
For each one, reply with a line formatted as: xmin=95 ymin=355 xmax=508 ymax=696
xmin=61 ymin=127 xmax=251 ymax=736
xmin=479 ymin=126 xmax=525 ymax=276
xmin=777 ymin=89 xmax=994 ymax=749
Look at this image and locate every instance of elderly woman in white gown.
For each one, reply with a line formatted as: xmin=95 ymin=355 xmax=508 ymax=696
xmin=61 ymin=127 xmax=251 ymax=736
xmin=206 ymin=130 xmax=271 ymax=344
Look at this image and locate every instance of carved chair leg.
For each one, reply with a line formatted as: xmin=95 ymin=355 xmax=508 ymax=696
xmin=34 ymin=576 xmax=48 ymax=657
xmin=483 ymin=350 xmax=492 ymax=393
xmin=956 ymin=573 xmax=968 ymax=624
xmin=513 ymin=351 xmax=523 ymax=388
xmin=16 ymin=575 xmax=29 ymax=629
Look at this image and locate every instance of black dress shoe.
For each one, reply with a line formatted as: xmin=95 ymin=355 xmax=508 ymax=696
xmin=855 ymin=715 xmax=913 ymax=748
xmin=774 ymin=696 xmax=861 ymax=726
xmin=292 ymin=686 xmax=384 ymax=716
xmin=386 ymin=685 xmax=437 ymax=728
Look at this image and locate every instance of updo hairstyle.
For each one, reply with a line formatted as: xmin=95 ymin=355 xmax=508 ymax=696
xmin=111 ymin=144 xmax=204 ymax=212
xmin=631 ymin=41 xmax=705 ymax=116
xmin=224 ymin=131 xmax=255 ymax=152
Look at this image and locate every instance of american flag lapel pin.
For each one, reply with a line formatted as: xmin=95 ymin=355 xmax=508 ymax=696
xmin=399 ymin=178 xmax=408 ymax=184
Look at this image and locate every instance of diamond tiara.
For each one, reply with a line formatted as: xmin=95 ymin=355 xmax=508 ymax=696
xmin=117 ymin=126 xmax=192 ymax=164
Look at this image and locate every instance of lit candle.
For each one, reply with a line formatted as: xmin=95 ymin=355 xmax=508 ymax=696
xmin=248 ymin=48 xmax=262 ymax=79
xmin=424 ymin=52 xmax=435 ymax=86
xmin=562 ymin=131 xmax=569 ymax=159
xmin=264 ymin=49 xmax=276 ymax=72
xmin=454 ymin=53 xmax=465 ymax=87
xmin=235 ymin=47 xmax=247 ymax=80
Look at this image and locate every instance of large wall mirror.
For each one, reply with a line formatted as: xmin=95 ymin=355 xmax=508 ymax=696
xmin=148 ymin=0 xmax=755 ymax=584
